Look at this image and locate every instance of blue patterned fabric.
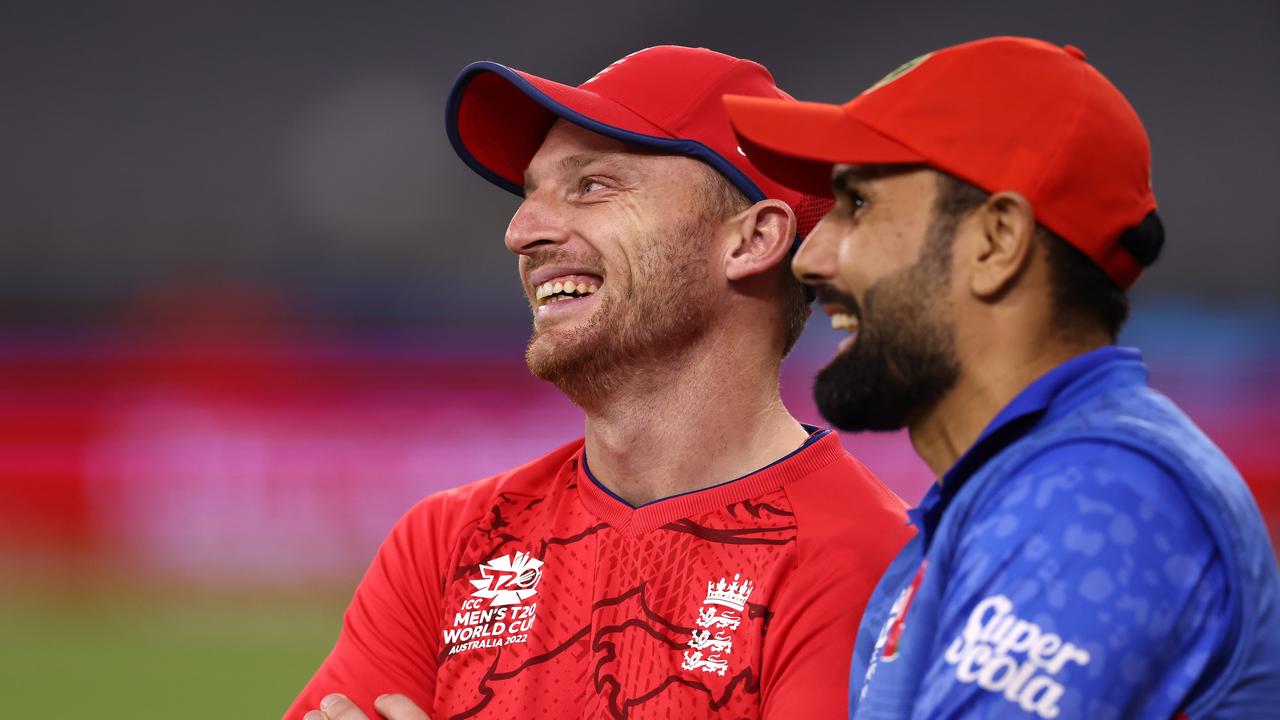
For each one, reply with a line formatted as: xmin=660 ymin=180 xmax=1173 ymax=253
xmin=849 ymin=347 xmax=1280 ymax=719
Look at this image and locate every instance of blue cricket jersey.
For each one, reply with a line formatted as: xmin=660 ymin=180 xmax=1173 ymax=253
xmin=850 ymin=346 xmax=1280 ymax=719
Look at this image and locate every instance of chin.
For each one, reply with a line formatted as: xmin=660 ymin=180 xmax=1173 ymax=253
xmin=525 ymin=326 xmax=610 ymax=394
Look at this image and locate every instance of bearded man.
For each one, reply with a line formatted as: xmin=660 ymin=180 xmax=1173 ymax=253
xmin=725 ymin=35 xmax=1280 ymax=718
xmin=286 ymin=46 xmax=912 ymax=720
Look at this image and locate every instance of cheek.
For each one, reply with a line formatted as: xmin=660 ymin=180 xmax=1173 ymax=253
xmin=835 ymin=220 xmax=922 ymax=288
xmin=615 ymin=196 xmax=651 ymax=230
xmin=572 ymin=204 xmax=634 ymax=259
xmin=831 ymin=233 xmax=885 ymax=292
xmin=613 ymin=208 xmax=685 ymax=280
xmin=584 ymin=226 xmax=637 ymax=294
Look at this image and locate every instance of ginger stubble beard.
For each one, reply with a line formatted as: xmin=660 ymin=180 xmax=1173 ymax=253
xmin=524 ymin=216 xmax=718 ymax=412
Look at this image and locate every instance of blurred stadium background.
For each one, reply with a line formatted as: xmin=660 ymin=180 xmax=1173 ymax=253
xmin=3 ymin=1 xmax=1277 ymax=717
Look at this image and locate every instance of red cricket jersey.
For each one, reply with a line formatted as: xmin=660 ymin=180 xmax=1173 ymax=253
xmin=285 ymin=429 xmax=912 ymax=719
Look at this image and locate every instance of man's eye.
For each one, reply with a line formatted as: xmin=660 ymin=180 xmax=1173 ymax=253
xmin=843 ymin=191 xmax=868 ymax=214
xmin=581 ymin=178 xmax=606 ymax=194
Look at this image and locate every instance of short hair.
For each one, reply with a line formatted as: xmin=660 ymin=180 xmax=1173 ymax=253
xmin=934 ymin=173 xmax=1130 ymax=340
xmin=698 ymin=168 xmax=809 ymax=356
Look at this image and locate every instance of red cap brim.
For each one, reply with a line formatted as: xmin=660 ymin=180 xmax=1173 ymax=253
xmin=447 ymin=63 xmax=671 ymax=196
xmin=723 ymin=94 xmax=926 ymax=197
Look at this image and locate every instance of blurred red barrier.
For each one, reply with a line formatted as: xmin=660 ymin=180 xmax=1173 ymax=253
xmin=1 ymin=334 xmax=1276 ymax=583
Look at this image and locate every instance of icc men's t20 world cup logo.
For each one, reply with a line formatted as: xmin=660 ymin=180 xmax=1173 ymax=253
xmin=444 ymin=551 xmax=545 ymax=655
xmin=470 ymin=551 xmax=545 ymax=607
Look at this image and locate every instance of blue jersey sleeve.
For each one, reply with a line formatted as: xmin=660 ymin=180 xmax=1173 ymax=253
xmin=849 ymin=537 xmax=924 ymax=711
xmin=912 ymin=441 xmax=1231 ymax=720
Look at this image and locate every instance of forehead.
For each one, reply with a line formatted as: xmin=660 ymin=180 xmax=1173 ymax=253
xmin=532 ymin=120 xmax=631 ymax=163
xmin=524 ymin=119 xmax=707 ymax=188
xmin=831 ymin=163 xmax=940 ymax=203
xmin=831 ymin=163 xmax=929 ymax=184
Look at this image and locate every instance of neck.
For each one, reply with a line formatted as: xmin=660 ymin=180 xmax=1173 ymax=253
xmin=580 ymin=337 xmax=808 ymax=507
xmin=909 ymin=329 xmax=1109 ymax=481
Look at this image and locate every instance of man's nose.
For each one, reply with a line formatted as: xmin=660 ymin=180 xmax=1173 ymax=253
xmin=504 ymin=194 xmax=571 ymax=256
xmin=791 ymin=213 xmax=839 ymax=285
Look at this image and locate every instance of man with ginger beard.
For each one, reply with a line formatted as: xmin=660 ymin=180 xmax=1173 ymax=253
xmin=725 ymin=36 xmax=1280 ymax=719
xmin=286 ymin=46 xmax=912 ymax=720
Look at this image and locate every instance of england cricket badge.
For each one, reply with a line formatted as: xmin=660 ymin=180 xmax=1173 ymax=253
xmin=682 ymin=573 xmax=754 ymax=677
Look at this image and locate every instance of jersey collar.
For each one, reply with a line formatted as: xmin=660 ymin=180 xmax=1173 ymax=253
xmin=575 ymin=426 xmax=841 ymax=535
xmin=907 ymin=345 xmax=1148 ymax=545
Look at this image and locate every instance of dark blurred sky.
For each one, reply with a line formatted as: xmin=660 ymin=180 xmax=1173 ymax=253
xmin=3 ymin=0 xmax=1277 ymax=327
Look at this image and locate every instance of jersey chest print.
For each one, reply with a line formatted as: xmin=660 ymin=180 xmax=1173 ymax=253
xmin=431 ymin=487 xmax=795 ymax=719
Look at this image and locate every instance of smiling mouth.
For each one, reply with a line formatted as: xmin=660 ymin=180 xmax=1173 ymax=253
xmin=830 ymin=311 xmax=860 ymax=335
xmin=533 ymin=275 xmax=602 ymax=307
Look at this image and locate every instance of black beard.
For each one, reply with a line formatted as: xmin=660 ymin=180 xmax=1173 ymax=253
xmin=812 ymin=223 xmax=960 ymax=432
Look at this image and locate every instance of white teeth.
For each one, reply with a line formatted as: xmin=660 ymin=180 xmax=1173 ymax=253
xmin=830 ymin=312 xmax=859 ymax=332
xmin=532 ymin=278 xmax=602 ymax=305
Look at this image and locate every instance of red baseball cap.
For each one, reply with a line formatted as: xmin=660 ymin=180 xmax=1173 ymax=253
xmin=723 ymin=36 xmax=1163 ymax=288
xmin=446 ymin=45 xmax=833 ymax=239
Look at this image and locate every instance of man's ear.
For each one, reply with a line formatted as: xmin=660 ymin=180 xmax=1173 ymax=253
xmin=723 ymin=199 xmax=798 ymax=282
xmin=966 ymin=191 xmax=1038 ymax=299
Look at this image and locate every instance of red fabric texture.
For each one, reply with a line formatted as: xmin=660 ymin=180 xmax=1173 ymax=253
xmin=284 ymin=432 xmax=912 ymax=719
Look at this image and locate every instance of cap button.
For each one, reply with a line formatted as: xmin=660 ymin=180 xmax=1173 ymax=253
xmin=1063 ymin=44 xmax=1087 ymax=60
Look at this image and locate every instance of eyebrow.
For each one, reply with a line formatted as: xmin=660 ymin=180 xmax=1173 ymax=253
xmin=523 ymin=152 xmax=622 ymax=193
xmin=830 ymin=166 xmax=872 ymax=195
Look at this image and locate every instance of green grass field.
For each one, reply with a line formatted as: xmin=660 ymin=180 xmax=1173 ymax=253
xmin=0 ymin=584 xmax=350 ymax=718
